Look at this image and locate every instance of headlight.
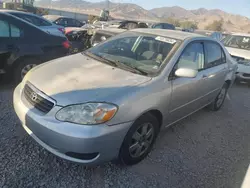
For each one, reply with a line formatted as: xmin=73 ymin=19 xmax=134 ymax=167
xmin=56 ymin=103 xmax=118 ymax=125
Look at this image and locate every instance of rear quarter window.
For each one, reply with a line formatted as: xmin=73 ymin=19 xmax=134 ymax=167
xmin=205 ymin=42 xmax=225 ymax=68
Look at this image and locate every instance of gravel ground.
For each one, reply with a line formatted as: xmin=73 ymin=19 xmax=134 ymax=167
xmin=0 ymin=83 xmax=250 ymax=188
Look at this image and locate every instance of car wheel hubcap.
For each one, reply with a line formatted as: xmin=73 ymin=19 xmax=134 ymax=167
xmin=129 ymin=123 xmax=154 ymax=158
xmin=216 ymin=88 xmax=226 ymax=107
xmin=21 ymin=64 xmax=37 ymax=79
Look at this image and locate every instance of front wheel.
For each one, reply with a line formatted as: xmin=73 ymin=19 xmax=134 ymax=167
xmin=119 ymin=113 xmax=159 ymax=165
xmin=14 ymin=58 xmax=39 ymax=83
xmin=209 ymin=83 xmax=229 ymax=111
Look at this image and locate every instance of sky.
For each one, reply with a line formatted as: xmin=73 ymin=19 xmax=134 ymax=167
xmin=88 ymin=0 xmax=250 ymax=18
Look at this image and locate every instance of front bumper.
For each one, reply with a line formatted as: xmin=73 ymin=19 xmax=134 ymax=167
xmin=13 ymin=84 xmax=132 ymax=165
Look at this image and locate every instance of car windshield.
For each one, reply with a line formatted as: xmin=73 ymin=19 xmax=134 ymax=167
xmin=86 ymin=31 xmax=180 ymax=75
xmin=223 ymin=35 xmax=250 ymax=50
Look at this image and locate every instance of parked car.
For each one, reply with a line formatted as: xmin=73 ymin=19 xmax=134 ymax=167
xmin=65 ymin=27 xmax=91 ymax=54
xmin=223 ymin=33 xmax=250 ymax=84
xmin=43 ymin=15 xmax=85 ymax=28
xmin=108 ymin=20 xmax=148 ymax=30
xmin=91 ymin=28 xmax=126 ymax=46
xmin=150 ymin=22 xmax=175 ymax=30
xmin=210 ymin=32 xmax=223 ymax=41
xmin=14 ymin=29 xmax=237 ymax=166
xmin=0 ymin=12 xmax=70 ymax=82
xmin=1 ymin=10 xmax=65 ymax=37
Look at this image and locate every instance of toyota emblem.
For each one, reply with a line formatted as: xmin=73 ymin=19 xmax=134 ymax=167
xmin=31 ymin=92 xmax=38 ymax=102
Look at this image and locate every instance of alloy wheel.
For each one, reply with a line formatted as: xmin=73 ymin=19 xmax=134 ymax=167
xmin=129 ymin=123 xmax=154 ymax=158
xmin=216 ymin=87 xmax=226 ymax=107
xmin=21 ymin=64 xmax=37 ymax=79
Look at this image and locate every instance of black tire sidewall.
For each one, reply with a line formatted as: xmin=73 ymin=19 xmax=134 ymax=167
xmin=14 ymin=58 xmax=40 ymax=83
xmin=119 ymin=113 xmax=159 ymax=165
xmin=212 ymin=83 xmax=228 ymax=111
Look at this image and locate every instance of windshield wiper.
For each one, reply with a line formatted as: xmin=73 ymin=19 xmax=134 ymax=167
xmin=108 ymin=60 xmax=148 ymax=76
xmin=83 ymin=51 xmax=118 ymax=67
xmin=127 ymin=65 xmax=148 ymax=76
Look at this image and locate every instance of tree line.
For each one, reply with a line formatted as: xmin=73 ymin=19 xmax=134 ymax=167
xmin=162 ymin=17 xmax=224 ymax=31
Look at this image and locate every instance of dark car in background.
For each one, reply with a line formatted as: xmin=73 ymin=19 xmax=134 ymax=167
xmin=43 ymin=15 xmax=85 ymax=28
xmin=1 ymin=10 xmax=65 ymax=37
xmin=106 ymin=20 xmax=148 ymax=30
xmin=150 ymin=22 xmax=175 ymax=30
xmin=118 ymin=20 xmax=148 ymax=29
xmin=0 ymin=12 xmax=70 ymax=82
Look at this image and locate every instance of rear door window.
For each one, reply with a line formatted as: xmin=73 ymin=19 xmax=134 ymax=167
xmin=74 ymin=19 xmax=83 ymax=27
xmin=164 ymin=24 xmax=175 ymax=30
xmin=10 ymin=24 xmax=21 ymax=37
xmin=153 ymin=24 xmax=164 ymax=29
xmin=57 ymin=18 xmax=68 ymax=26
xmin=0 ymin=20 xmax=10 ymax=37
xmin=204 ymin=42 xmax=224 ymax=68
xmin=0 ymin=20 xmax=21 ymax=38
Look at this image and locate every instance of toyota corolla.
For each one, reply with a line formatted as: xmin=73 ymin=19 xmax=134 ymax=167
xmin=14 ymin=29 xmax=237 ymax=165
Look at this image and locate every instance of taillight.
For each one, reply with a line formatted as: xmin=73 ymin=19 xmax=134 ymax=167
xmin=58 ymin=28 xmax=65 ymax=34
xmin=62 ymin=40 xmax=71 ymax=49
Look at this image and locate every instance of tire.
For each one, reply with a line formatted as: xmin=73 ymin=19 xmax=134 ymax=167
xmin=119 ymin=113 xmax=160 ymax=165
xmin=209 ymin=83 xmax=229 ymax=111
xmin=235 ymin=78 xmax=241 ymax=85
xmin=13 ymin=58 xmax=40 ymax=84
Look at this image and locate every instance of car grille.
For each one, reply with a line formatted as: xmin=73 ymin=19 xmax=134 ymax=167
xmin=23 ymin=83 xmax=55 ymax=113
xmin=243 ymin=73 xmax=250 ymax=77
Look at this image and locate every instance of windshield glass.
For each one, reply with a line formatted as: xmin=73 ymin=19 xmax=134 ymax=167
xmin=86 ymin=31 xmax=180 ymax=75
xmin=223 ymin=35 xmax=250 ymax=50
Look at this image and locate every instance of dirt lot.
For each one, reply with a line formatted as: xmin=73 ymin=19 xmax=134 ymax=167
xmin=0 ymin=83 xmax=249 ymax=188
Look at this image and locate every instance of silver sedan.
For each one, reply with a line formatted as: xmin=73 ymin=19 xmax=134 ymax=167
xmin=14 ymin=29 xmax=237 ymax=165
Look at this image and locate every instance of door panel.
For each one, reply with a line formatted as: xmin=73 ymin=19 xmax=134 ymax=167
xmin=202 ymin=42 xmax=228 ymax=103
xmin=168 ymin=42 xmax=207 ymax=124
xmin=168 ymin=73 xmax=205 ymax=123
xmin=0 ymin=20 xmax=12 ymax=69
xmin=200 ymin=64 xmax=227 ymax=103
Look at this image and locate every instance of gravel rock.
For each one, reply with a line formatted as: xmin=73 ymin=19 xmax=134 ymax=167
xmin=0 ymin=83 xmax=250 ymax=188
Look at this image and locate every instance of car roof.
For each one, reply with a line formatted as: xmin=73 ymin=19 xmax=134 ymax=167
xmin=0 ymin=11 xmax=48 ymax=32
xmin=98 ymin=28 xmax=126 ymax=33
xmin=132 ymin=29 xmax=204 ymax=40
xmin=232 ymin=33 xmax=250 ymax=37
xmin=0 ymin=9 xmax=30 ymax=14
xmin=43 ymin=14 xmax=64 ymax=21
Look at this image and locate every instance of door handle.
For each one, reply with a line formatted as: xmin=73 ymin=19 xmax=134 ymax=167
xmin=202 ymin=74 xmax=208 ymax=78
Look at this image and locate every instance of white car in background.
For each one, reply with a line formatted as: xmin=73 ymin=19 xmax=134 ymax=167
xmin=223 ymin=33 xmax=250 ymax=84
xmin=1 ymin=10 xmax=65 ymax=37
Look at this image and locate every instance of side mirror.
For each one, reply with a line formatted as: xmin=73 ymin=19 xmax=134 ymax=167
xmin=175 ymin=68 xmax=198 ymax=78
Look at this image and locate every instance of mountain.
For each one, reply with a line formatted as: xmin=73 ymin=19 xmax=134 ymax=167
xmin=150 ymin=6 xmax=250 ymax=32
xmin=33 ymin=0 xmax=250 ymax=32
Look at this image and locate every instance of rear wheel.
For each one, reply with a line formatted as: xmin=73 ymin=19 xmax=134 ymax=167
xmin=14 ymin=58 xmax=40 ymax=83
xmin=209 ymin=83 xmax=229 ymax=111
xmin=119 ymin=113 xmax=159 ymax=165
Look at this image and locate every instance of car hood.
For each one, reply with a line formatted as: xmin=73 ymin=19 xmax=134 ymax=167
xmin=25 ymin=53 xmax=151 ymax=106
xmin=226 ymin=47 xmax=250 ymax=60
